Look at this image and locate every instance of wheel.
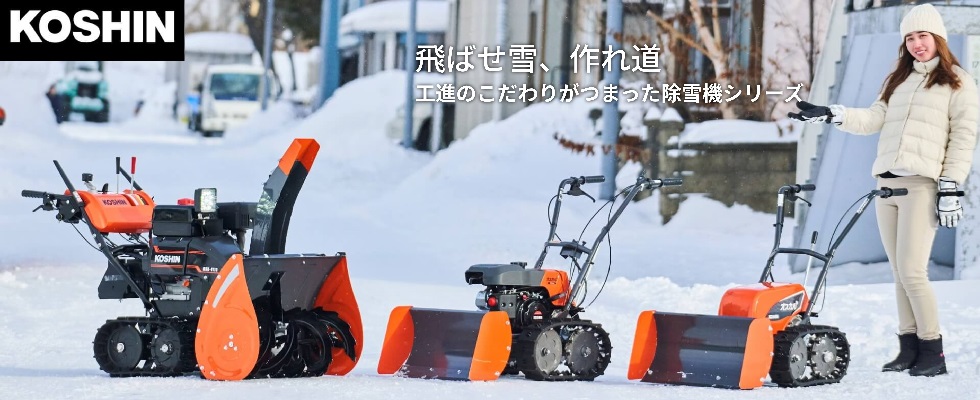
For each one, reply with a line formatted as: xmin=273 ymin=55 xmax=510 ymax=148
xmin=94 ymin=323 xmax=144 ymax=373
xmin=529 ymin=329 xmax=562 ymax=375
xmin=565 ymin=329 xmax=601 ymax=376
xmin=770 ymin=325 xmax=850 ymax=387
xmin=149 ymin=326 xmax=183 ymax=373
xmin=810 ymin=335 xmax=841 ymax=378
xmin=96 ymin=101 xmax=109 ymax=122
xmin=786 ymin=333 xmax=809 ymax=380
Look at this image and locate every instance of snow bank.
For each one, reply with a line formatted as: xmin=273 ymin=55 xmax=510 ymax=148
xmin=341 ymin=0 xmax=449 ymax=34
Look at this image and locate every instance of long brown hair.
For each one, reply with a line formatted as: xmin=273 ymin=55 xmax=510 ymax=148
xmin=879 ymin=34 xmax=962 ymax=103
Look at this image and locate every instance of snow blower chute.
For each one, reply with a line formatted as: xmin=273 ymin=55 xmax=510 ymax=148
xmin=627 ymin=184 xmax=908 ymax=389
xmin=378 ymin=174 xmax=683 ymax=381
xmin=22 ymin=138 xmax=362 ymax=380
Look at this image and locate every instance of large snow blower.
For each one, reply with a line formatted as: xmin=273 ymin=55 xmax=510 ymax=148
xmin=378 ymin=174 xmax=683 ymax=381
xmin=22 ymin=138 xmax=362 ymax=380
xmin=627 ymin=184 xmax=908 ymax=389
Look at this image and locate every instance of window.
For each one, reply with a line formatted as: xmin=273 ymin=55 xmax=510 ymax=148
xmin=209 ymin=73 xmax=261 ymax=101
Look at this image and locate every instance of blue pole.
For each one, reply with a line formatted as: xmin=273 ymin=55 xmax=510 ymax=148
xmin=402 ymin=0 xmax=418 ymax=149
xmin=600 ymin=0 xmax=622 ymax=200
xmin=261 ymin=0 xmax=275 ymax=111
xmin=318 ymin=0 xmax=341 ymax=109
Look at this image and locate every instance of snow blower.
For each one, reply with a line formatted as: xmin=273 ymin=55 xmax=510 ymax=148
xmin=22 ymin=138 xmax=362 ymax=380
xmin=627 ymin=184 xmax=909 ymax=389
xmin=378 ymin=174 xmax=683 ymax=381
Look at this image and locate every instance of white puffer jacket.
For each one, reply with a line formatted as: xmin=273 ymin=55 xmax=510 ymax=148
xmin=836 ymin=56 xmax=979 ymax=184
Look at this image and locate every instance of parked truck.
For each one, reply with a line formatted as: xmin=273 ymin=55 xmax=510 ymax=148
xmin=188 ymin=64 xmax=279 ymax=137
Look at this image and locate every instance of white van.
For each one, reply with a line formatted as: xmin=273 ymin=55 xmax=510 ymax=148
xmin=195 ymin=64 xmax=278 ymax=137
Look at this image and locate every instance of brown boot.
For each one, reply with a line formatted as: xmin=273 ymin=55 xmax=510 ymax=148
xmin=882 ymin=333 xmax=918 ymax=372
xmin=908 ymin=336 xmax=947 ymax=377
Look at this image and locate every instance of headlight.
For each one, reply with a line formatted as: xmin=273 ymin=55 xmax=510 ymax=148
xmin=194 ymin=188 xmax=217 ymax=213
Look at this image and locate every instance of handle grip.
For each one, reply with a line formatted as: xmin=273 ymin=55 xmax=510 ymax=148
xmin=884 ymin=188 xmax=909 ymax=196
xmin=21 ymin=190 xmax=47 ymax=199
xmin=660 ymin=178 xmax=684 ymax=187
xmin=797 ymin=183 xmax=816 ymax=192
xmin=580 ymin=175 xmax=605 ymax=184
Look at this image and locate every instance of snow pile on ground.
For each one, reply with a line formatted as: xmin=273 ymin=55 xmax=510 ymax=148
xmin=2 ymin=62 xmax=979 ymax=399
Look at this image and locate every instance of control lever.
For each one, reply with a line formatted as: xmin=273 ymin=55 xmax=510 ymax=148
xmin=566 ymin=182 xmax=596 ymax=202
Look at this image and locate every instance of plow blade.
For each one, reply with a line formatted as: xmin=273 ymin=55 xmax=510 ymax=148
xmin=378 ymin=307 xmax=511 ymax=381
xmin=196 ymin=253 xmax=363 ymax=380
xmin=628 ymin=311 xmax=773 ymax=389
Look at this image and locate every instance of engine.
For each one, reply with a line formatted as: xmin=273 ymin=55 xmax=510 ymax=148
xmin=465 ymin=262 xmax=570 ymax=330
xmin=97 ymin=189 xmax=258 ymax=319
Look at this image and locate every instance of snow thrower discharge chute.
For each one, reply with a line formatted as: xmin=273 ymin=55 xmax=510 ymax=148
xmin=378 ymin=174 xmax=683 ymax=381
xmin=627 ymin=184 xmax=909 ymax=389
xmin=22 ymin=138 xmax=363 ymax=380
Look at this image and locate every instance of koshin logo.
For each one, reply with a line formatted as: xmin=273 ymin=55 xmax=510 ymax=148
xmin=153 ymin=254 xmax=182 ymax=264
xmin=0 ymin=2 xmax=184 ymax=61
xmin=10 ymin=10 xmax=175 ymax=44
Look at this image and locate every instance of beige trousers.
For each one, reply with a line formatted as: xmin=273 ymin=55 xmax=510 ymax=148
xmin=875 ymin=175 xmax=941 ymax=340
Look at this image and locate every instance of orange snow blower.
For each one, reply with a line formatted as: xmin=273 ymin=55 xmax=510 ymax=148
xmin=378 ymin=174 xmax=683 ymax=381
xmin=627 ymin=184 xmax=909 ymax=389
xmin=22 ymin=138 xmax=362 ymax=380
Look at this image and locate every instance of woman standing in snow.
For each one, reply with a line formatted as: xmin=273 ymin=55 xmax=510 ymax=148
xmin=789 ymin=3 xmax=978 ymax=377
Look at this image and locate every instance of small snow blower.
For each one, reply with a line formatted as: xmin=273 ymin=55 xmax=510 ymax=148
xmin=378 ymin=174 xmax=683 ymax=381
xmin=627 ymin=184 xmax=909 ymax=389
xmin=22 ymin=139 xmax=362 ymax=380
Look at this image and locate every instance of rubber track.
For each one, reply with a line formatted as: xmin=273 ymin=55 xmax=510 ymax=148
xmin=93 ymin=317 xmax=198 ymax=377
xmin=770 ymin=324 xmax=850 ymax=387
xmin=513 ymin=319 xmax=612 ymax=381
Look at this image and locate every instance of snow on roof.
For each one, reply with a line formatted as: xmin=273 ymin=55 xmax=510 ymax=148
xmin=185 ymin=31 xmax=256 ymax=55
xmin=341 ymin=0 xmax=449 ymax=34
xmin=644 ymin=106 xmax=662 ymax=121
xmin=661 ymin=107 xmax=682 ymax=122
xmin=668 ymin=118 xmax=799 ymax=145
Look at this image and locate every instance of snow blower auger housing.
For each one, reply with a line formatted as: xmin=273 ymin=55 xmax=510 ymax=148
xmin=378 ymin=174 xmax=683 ymax=381
xmin=627 ymin=184 xmax=909 ymax=389
xmin=22 ymin=139 xmax=362 ymax=380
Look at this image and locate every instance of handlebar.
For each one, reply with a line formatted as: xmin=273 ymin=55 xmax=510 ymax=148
xmin=563 ymin=175 xmax=606 ymax=187
xmin=876 ymin=187 xmax=907 ymax=198
xmin=637 ymin=176 xmax=683 ymax=189
xmin=21 ymin=190 xmax=47 ymax=199
xmin=780 ymin=183 xmax=816 ymax=194
xmin=659 ymin=178 xmax=684 ymax=187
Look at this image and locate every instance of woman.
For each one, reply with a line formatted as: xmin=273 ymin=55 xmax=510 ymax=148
xmin=789 ymin=4 xmax=978 ymax=377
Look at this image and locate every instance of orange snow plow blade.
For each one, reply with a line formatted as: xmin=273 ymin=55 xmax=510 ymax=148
xmin=196 ymin=253 xmax=363 ymax=380
xmin=628 ymin=311 xmax=773 ymax=389
xmin=311 ymin=257 xmax=363 ymax=376
xmin=378 ymin=307 xmax=511 ymax=380
xmin=196 ymin=254 xmax=261 ymax=381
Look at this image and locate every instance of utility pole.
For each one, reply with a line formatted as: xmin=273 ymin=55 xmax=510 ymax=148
xmin=261 ymin=0 xmax=275 ymax=111
xmin=492 ymin=0 xmax=509 ymax=122
xmin=318 ymin=0 xmax=341 ymax=108
xmin=600 ymin=0 xmax=622 ymax=200
xmin=809 ymin=0 xmax=815 ymax=84
xmin=402 ymin=0 xmax=418 ymax=149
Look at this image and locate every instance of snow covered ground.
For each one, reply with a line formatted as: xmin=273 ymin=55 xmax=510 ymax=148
xmin=1 ymin=61 xmax=978 ymax=399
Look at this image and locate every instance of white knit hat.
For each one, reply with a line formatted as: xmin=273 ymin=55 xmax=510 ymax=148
xmin=900 ymin=4 xmax=947 ymax=41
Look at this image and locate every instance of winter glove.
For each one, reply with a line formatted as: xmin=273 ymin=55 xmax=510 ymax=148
xmin=788 ymin=101 xmax=843 ymax=124
xmin=936 ymin=177 xmax=965 ymax=228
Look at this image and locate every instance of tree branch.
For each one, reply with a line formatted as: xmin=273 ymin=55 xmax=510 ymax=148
xmin=647 ymin=11 xmax=710 ymax=56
